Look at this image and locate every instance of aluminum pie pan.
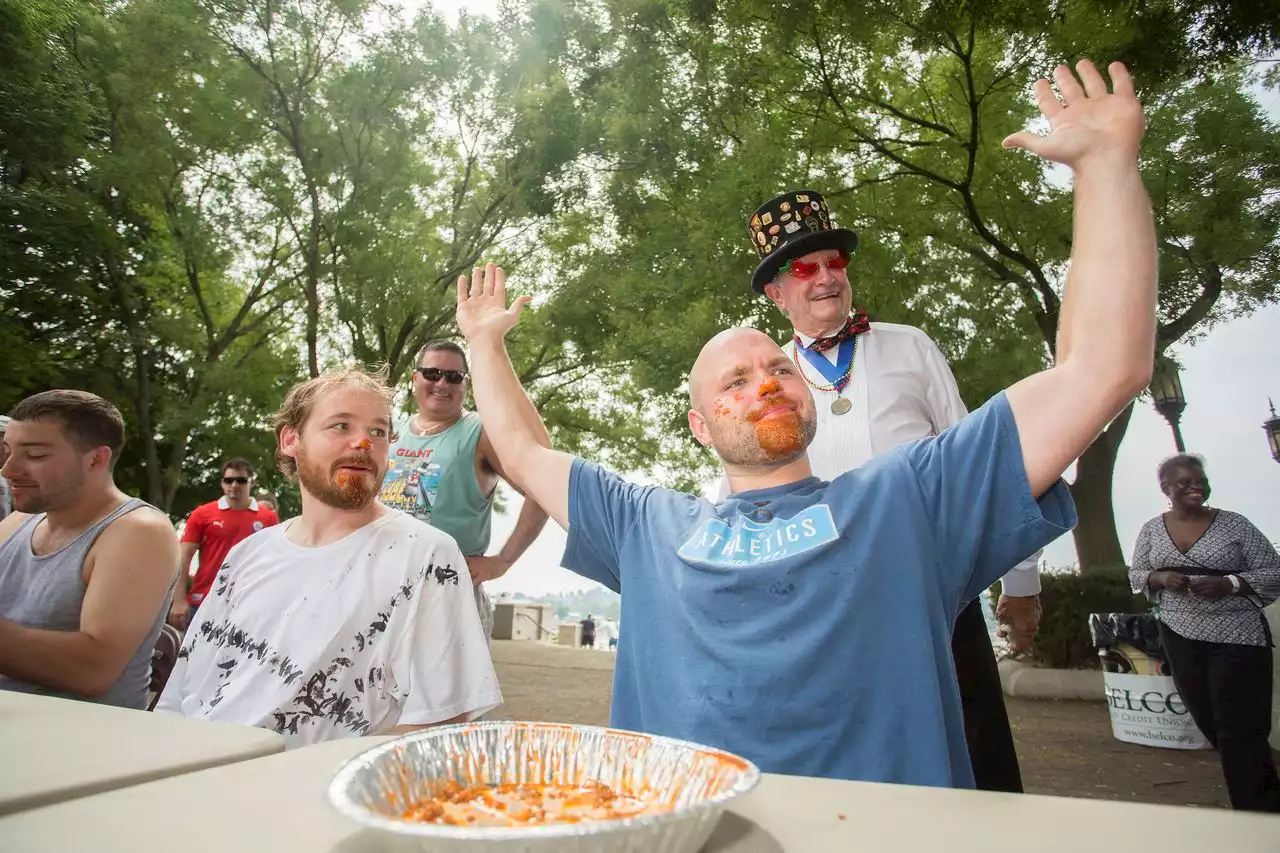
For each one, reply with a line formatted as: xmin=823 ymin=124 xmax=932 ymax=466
xmin=327 ymin=720 xmax=761 ymax=852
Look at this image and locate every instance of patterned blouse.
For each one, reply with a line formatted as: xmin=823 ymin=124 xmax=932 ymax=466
xmin=1129 ymin=510 xmax=1280 ymax=647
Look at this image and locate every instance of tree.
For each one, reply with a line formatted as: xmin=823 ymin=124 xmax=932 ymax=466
xmin=2 ymin=0 xmax=679 ymax=507
xmin=509 ymin=0 xmax=1280 ymax=567
xmin=199 ymin=0 xmax=658 ymax=469
xmin=1 ymin=0 xmax=300 ymax=512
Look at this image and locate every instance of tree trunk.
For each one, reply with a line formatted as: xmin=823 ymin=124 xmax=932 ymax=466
xmin=305 ymin=210 xmax=322 ymax=378
xmin=158 ymin=428 xmax=194 ymax=515
xmin=1067 ymin=401 xmax=1134 ymax=572
xmin=129 ymin=344 xmax=166 ymax=508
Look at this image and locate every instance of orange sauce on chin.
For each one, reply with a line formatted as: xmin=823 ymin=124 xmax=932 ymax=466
xmin=752 ymin=412 xmax=804 ymax=457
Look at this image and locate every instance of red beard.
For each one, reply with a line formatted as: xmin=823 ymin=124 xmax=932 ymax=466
xmin=297 ymin=449 xmax=380 ymax=510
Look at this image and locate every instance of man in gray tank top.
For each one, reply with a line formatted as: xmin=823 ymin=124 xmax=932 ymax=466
xmin=0 ymin=390 xmax=178 ymax=709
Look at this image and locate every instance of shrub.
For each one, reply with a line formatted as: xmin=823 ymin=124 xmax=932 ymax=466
xmin=992 ymin=565 xmax=1150 ymax=670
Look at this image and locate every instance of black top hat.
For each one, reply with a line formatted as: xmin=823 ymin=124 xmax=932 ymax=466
xmin=747 ymin=189 xmax=858 ymax=294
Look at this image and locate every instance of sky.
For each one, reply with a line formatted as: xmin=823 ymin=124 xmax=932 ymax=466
xmin=408 ymin=0 xmax=1280 ymax=595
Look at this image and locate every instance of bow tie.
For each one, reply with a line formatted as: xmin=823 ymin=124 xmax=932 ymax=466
xmin=805 ymin=311 xmax=871 ymax=353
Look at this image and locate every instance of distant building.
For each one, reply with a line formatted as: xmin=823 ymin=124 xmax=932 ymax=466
xmin=492 ymin=601 xmax=556 ymax=641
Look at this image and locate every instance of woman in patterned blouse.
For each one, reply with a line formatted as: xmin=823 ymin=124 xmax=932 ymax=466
xmin=1130 ymin=453 xmax=1280 ymax=812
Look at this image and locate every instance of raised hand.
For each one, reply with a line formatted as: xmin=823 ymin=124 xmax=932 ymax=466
xmin=455 ymin=263 xmax=532 ymax=342
xmin=1003 ymin=60 xmax=1145 ymax=171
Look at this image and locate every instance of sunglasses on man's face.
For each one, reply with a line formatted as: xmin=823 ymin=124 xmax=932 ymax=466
xmin=417 ymin=367 xmax=467 ymax=385
xmin=781 ymin=250 xmax=852 ymax=280
xmin=222 ymin=476 xmax=250 ymax=485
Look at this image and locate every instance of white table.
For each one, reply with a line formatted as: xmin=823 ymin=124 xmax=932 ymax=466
xmin=0 ymin=734 xmax=1275 ymax=851
xmin=0 ymin=691 xmax=284 ymax=814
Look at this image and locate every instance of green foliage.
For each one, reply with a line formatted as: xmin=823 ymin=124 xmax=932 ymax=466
xmin=994 ymin=566 xmax=1151 ymax=669
xmin=503 ymin=0 xmax=1280 ymax=560
xmin=2 ymin=0 xmax=1277 ymax=521
xmin=0 ymin=0 xmax=304 ymax=511
xmin=0 ymin=0 xmax=660 ymax=508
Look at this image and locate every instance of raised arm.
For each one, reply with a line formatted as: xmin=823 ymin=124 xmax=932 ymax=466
xmin=468 ymin=430 xmax=551 ymax=583
xmin=1001 ymin=60 xmax=1156 ymax=496
xmin=457 ymin=264 xmax=575 ymax=529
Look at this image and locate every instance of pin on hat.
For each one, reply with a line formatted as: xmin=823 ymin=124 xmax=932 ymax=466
xmin=746 ymin=190 xmax=858 ymax=294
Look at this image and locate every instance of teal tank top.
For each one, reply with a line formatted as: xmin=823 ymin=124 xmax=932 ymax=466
xmin=379 ymin=411 xmax=493 ymax=556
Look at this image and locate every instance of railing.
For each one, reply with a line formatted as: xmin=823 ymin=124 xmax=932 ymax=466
xmin=515 ymin=611 xmax=554 ymax=639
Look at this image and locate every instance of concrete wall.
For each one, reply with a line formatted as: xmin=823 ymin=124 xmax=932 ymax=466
xmin=492 ymin=603 xmax=555 ymax=641
xmin=492 ymin=602 xmax=515 ymax=640
xmin=558 ymin=623 xmax=582 ymax=647
xmin=998 ymin=659 xmax=1103 ymax=700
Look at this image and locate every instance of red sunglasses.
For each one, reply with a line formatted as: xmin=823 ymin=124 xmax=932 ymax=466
xmin=780 ymin=251 xmax=852 ymax=280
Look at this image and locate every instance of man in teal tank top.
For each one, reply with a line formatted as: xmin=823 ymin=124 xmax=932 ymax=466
xmin=380 ymin=341 xmax=551 ymax=638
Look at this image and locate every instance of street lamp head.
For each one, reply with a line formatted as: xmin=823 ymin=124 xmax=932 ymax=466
xmin=1149 ymin=357 xmax=1187 ymax=423
xmin=1264 ymin=398 xmax=1280 ymax=465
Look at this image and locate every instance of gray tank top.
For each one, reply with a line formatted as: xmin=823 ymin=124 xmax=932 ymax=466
xmin=0 ymin=498 xmax=167 ymax=709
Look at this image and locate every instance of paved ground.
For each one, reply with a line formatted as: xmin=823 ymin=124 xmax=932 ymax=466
xmin=486 ymin=640 xmax=1239 ymax=809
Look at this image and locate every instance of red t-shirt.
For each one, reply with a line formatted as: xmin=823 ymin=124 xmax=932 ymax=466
xmin=181 ymin=498 xmax=279 ymax=605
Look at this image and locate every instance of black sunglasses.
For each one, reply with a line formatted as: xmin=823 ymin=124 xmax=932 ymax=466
xmin=417 ymin=367 xmax=467 ymax=385
xmin=222 ymin=476 xmax=250 ymax=485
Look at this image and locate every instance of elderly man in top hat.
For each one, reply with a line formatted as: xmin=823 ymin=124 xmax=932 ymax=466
xmin=740 ymin=189 xmax=1047 ymax=793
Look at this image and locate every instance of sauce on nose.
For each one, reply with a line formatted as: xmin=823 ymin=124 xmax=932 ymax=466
xmin=757 ymin=378 xmax=781 ymax=396
xmin=356 ymin=438 xmax=371 ymax=450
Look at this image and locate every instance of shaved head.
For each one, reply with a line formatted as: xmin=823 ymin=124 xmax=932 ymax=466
xmin=689 ymin=328 xmax=781 ymax=413
xmin=686 ymin=327 xmax=817 ymax=468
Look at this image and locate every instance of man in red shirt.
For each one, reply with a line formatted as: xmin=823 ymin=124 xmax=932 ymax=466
xmin=169 ymin=458 xmax=278 ymax=629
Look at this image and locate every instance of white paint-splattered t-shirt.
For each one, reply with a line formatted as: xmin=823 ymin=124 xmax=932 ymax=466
xmin=156 ymin=509 xmax=501 ymax=747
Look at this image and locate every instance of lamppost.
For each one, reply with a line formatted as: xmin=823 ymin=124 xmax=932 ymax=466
xmin=1150 ymin=357 xmax=1187 ymax=453
xmin=1264 ymin=398 xmax=1280 ymax=464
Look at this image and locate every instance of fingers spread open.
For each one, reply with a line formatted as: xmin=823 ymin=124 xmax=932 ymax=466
xmin=1075 ymin=58 xmax=1108 ymax=98
xmin=1053 ymin=63 xmax=1084 ymax=106
xmin=484 ymin=262 xmax=498 ymax=297
xmin=1032 ymin=78 xmax=1062 ymax=120
xmin=1108 ymin=61 xmax=1135 ymax=98
xmin=1001 ymin=130 xmax=1041 ymax=153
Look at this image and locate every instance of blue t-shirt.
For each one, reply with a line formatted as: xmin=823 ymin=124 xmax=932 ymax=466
xmin=561 ymin=393 xmax=1075 ymax=787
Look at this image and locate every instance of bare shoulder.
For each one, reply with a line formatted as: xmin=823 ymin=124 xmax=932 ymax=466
xmin=0 ymin=511 xmax=33 ymax=548
xmin=96 ymin=503 xmax=179 ymax=557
